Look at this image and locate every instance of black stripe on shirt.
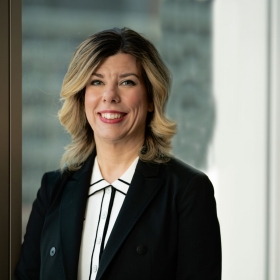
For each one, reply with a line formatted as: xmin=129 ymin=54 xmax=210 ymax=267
xmin=115 ymin=188 xmax=126 ymax=196
xmin=117 ymin=178 xmax=130 ymax=185
xmin=88 ymin=189 xmax=105 ymax=280
xmin=99 ymin=188 xmax=116 ymax=261
xmin=88 ymin=185 xmax=111 ymax=198
xmin=90 ymin=179 xmax=104 ymax=187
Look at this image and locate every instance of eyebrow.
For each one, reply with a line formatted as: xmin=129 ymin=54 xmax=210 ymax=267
xmin=91 ymin=73 xmax=103 ymax=78
xmin=119 ymin=73 xmax=140 ymax=79
xmin=91 ymin=72 xmax=140 ymax=79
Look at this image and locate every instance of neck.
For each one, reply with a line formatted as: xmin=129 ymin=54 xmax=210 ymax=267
xmin=95 ymin=139 xmax=142 ymax=184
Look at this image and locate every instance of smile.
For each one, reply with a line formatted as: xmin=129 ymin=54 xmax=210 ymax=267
xmin=101 ymin=113 xmax=125 ymax=119
xmin=98 ymin=111 xmax=127 ymax=124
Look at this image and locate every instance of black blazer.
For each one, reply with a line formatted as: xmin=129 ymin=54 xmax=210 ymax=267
xmin=15 ymin=153 xmax=221 ymax=280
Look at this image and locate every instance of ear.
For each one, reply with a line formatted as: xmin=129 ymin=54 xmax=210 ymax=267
xmin=148 ymin=101 xmax=154 ymax=113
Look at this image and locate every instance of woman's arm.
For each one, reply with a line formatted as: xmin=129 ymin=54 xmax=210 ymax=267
xmin=14 ymin=172 xmax=57 ymax=279
xmin=176 ymin=173 xmax=222 ymax=280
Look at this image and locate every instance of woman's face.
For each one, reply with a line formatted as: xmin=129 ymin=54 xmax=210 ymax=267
xmin=84 ymin=52 xmax=154 ymax=147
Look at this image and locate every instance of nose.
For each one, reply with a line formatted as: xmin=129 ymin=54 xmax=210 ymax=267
xmin=103 ymin=85 xmax=120 ymax=103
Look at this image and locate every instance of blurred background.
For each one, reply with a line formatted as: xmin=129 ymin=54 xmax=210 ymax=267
xmin=22 ymin=0 xmax=280 ymax=279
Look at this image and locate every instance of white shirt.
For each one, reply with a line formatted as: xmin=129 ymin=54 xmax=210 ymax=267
xmin=78 ymin=156 xmax=139 ymax=280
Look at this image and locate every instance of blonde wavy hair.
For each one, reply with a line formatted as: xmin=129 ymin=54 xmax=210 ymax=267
xmin=58 ymin=27 xmax=176 ymax=171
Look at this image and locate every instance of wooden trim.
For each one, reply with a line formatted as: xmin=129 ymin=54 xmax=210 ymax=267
xmin=0 ymin=0 xmax=10 ymax=276
xmin=0 ymin=0 xmax=22 ymax=278
xmin=10 ymin=0 xmax=22 ymax=277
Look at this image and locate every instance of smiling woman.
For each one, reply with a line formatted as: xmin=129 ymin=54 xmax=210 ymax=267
xmin=58 ymin=28 xmax=175 ymax=173
xmin=84 ymin=53 xmax=154 ymax=174
xmin=84 ymin=53 xmax=154 ymax=183
xmin=15 ymin=28 xmax=221 ymax=280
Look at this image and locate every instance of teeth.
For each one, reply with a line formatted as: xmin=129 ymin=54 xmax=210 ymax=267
xmin=101 ymin=113 xmax=123 ymax=119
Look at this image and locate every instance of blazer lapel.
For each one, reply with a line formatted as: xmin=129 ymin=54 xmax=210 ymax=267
xmin=59 ymin=153 xmax=95 ymax=280
xmin=96 ymin=160 xmax=164 ymax=280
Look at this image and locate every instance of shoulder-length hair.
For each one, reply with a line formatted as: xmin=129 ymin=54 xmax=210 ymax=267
xmin=58 ymin=27 xmax=176 ymax=171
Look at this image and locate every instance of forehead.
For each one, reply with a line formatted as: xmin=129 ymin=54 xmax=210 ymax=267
xmin=95 ymin=53 xmax=141 ymax=74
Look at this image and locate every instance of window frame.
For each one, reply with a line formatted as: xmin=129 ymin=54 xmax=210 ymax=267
xmin=0 ymin=0 xmax=22 ymax=278
xmin=267 ymin=0 xmax=280 ymax=278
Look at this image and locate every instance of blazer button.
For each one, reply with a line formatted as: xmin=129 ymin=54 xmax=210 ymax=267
xmin=136 ymin=245 xmax=147 ymax=255
xmin=50 ymin=247 xmax=56 ymax=257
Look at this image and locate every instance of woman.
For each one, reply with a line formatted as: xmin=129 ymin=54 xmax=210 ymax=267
xmin=15 ymin=28 xmax=221 ymax=280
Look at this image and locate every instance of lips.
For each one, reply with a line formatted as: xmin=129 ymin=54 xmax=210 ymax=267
xmin=98 ymin=110 xmax=127 ymax=123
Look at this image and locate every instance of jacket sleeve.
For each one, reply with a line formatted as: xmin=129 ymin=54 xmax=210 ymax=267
xmin=176 ymin=173 xmax=222 ymax=280
xmin=14 ymin=173 xmax=53 ymax=280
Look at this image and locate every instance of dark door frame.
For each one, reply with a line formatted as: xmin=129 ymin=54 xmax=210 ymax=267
xmin=0 ymin=0 xmax=22 ymax=278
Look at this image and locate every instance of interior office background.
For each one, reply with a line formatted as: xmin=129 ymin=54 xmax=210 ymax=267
xmin=1 ymin=0 xmax=280 ymax=279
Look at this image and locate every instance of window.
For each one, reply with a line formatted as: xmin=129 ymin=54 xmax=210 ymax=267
xmin=1 ymin=0 xmax=279 ymax=279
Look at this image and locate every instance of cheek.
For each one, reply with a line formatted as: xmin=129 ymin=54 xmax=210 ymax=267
xmin=127 ymin=91 xmax=149 ymax=111
xmin=84 ymin=94 xmax=98 ymax=124
xmin=84 ymin=90 xmax=98 ymax=110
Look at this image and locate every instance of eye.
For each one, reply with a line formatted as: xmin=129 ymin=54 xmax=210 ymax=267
xmin=121 ymin=80 xmax=136 ymax=86
xmin=90 ymin=80 xmax=103 ymax=86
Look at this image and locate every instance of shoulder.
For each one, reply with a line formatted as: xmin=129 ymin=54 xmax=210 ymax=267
xmin=138 ymin=157 xmax=210 ymax=186
xmin=159 ymin=157 xmax=214 ymax=197
xmin=42 ymin=169 xmax=62 ymax=183
xmin=159 ymin=159 xmax=218 ymax=224
xmin=39 ymin=169 xmax=72 ymax=202
xmin=162 ymin=157 xmax=206 ymax=180
xmin=40 ymin=169 xmax=65 ymax=189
